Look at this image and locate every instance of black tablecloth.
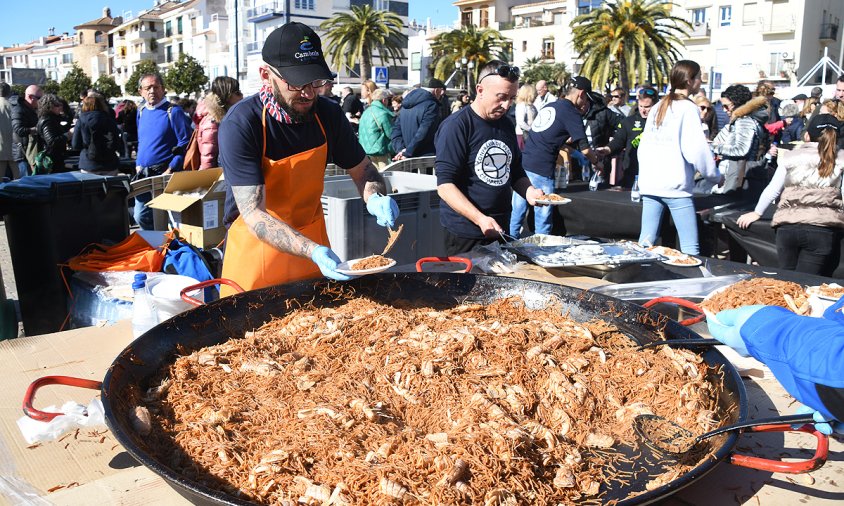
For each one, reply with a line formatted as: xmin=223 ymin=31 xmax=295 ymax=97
xmin=548 ymin=183 xmax=739 ymax=255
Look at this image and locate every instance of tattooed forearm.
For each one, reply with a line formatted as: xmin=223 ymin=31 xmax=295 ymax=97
xmin=232 ymin=185 xmax=317 ymax=257
xmin=348 ymin=157 xmax=387 ymax=202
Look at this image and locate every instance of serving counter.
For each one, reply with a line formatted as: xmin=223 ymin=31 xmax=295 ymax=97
xmin=0 ymin=260 xmax=841 ymax=505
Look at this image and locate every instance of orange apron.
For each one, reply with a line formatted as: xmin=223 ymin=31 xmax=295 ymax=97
xmin=220 ymin=107 xmax=330 ymax=296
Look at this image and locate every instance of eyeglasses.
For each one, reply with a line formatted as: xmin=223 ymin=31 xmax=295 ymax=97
xmin=478 ymin=64 xmax=520 ymax=85
xmin=610 ymin=95 xmax=622 ymax=99
xmin=268 ymin=66 xmax=331 ymax=92
xmin=27 ymin=94 xmax=42 ymax=100
xmin=699 ymin=105 xmax=711 ymax=111
xmin=140 ymin=85 xmax=161 ymax=92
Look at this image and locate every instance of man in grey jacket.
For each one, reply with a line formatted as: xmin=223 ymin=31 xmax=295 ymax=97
xmin=0 ymin=83 xmax=15 ymax=179
xmin=11 ymin=85 xmax=41 ymax=177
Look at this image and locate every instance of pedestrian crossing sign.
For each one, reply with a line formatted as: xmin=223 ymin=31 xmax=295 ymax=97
xmin=374 ymin=66 xmax=389 ymax=85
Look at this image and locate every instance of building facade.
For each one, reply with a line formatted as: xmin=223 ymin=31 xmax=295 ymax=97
xmin=228 ymin=0 xmax=411 ymax=93
xmin=73 ymin=8 xmax=124 ymax=80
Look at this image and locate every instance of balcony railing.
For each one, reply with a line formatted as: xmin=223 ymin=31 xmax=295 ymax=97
xmin=821 ymin=22 xmax=839 ymax=41
xmin=759 ymin=16 xmax=796 ymax=34
xmin=247 ymin=2 xmax=285 ymax=23
xmin=499 ymin=18 xmax=561 ymax=30
xmin=685 ymin=22 xmax=710 ymax=39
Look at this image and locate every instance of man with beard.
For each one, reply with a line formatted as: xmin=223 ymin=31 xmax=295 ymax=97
xmin=217 ymin=22 xmax=398 ymax=295
xmin=596 ymin=86 xmax=659 ymax=189
xmin=435 ymin=60 xmax=545 ymax=255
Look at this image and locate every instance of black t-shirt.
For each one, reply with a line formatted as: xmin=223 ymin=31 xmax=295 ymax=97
xmin=521 ymin=99 xmax=587 ymax=177
xmin=219 ymin=94 xmax=365 ymax=227
xmin=435 ymin=106 xmax=527 ymax=239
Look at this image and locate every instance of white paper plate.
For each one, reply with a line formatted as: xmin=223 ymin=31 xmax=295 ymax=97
xmin=534 ymin=196 xmax=572 ymax=206
xmin=335 ymin=257 xmax=397 ymax=276
xmin=806 ymin=284 xmax=844 ymax=301
xmin=661 ymin=256 xmax=703 ymax=267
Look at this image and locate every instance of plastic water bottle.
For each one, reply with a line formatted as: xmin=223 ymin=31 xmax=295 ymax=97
xmin=588 ymin=170 xmax=601 ymax=191
xmin=132 ymin=273 xmax=159 ymax=339
xmin=555 ymin=161 xmax=569 ymax=190
xmin=630 ymin=176 xmax=641 ymax=203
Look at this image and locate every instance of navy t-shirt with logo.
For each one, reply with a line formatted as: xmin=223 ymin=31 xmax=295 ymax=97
xmin=435 ymin=106 xmax=527 ymax=239
xmin=522 ymin=99 xmax=587 ymax=178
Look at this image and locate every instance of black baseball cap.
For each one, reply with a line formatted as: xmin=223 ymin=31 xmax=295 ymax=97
xmin=262 ymin=22 xmax=333 ymax=86
xmin=791 ymin=93 xmax=808 ymax=101
xmin=806 ymin=113 xmax=841 ymax=141
xmin=424 ymin=78 xmax=445 ymax=89
xmin=570 ymin=76 xmax=592 ymax=93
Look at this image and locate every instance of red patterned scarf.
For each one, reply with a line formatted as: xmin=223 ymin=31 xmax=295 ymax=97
xmin=259 ymin=83 xmax=293 ymax=124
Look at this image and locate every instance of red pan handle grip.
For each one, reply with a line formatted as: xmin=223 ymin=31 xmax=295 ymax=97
xmin=730 ymin=423 xmax=829 ymax=473
xmin=180 ymin=278 xmax=245 ymax=306
xmin=22 ymin=376 xmax=103 ymax=422
xmin=416 ymin=256 xmax=473 ymax=273
xmin=643 ymin=296 xmax=706 ymax=326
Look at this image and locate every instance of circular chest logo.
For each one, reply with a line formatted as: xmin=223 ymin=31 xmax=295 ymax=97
xmin=474 ymin=140 xmax=512 ymax=186
xmin=531 ymin=107 xmax=556 ymax=133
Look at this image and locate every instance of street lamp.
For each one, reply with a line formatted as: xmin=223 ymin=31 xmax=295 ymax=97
xmin=467 ymin=60 xmax=475 ymax=91
xmin=461 ymin=57 xmax=468 ymax=91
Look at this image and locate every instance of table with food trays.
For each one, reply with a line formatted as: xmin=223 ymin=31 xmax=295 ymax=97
xmin=0 ymin=253 xmax=841 ymax=505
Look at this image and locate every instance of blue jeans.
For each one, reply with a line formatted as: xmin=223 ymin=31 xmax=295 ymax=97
xmin=510 ymin=172 xmax=555 ymax=236
xmin=639 ymin=195 xmax=700 ymax=254
xmin=133 ymin=191 xmax=154 ymax=230
xmin=17 ymin=160 xmax=30 ymax=178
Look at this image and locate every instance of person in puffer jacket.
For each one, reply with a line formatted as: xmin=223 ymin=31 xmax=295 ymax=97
xmin=195 ymin=76 xmax=242 ymax=169
xmin=711 ymin=85 xmax=769 ymax=193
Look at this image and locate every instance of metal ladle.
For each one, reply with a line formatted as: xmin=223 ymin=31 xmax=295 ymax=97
xmin=634 ymin=413 xmax=816 ymax=455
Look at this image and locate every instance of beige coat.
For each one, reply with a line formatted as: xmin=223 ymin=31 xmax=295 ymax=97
xmin=0 ymin=97 xmax=13 ymax=162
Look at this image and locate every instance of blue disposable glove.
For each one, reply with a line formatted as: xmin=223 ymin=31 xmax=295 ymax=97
xmin=366 ymin=193 xmax=399 ymax=228
xmin=571 ymin=150 xmax=589 ymax=166
xmin=706 ymin=305 xmax=766 ymax=357
xmin=310 ymin=246 xmax=352 ymax=281
xmin=793 ymin=404 xmax=844 ymax=436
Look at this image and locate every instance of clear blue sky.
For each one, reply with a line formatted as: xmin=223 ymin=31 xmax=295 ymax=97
xmin=1 ymin=0 xmax=457 ymax=48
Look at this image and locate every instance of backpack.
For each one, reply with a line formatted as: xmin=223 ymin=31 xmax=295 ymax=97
xmin=86 ymin=126 xmax=118 ymax=162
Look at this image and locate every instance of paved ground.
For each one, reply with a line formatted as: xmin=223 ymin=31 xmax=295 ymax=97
xmin=0 ymin=221 xmax=23 ymax=338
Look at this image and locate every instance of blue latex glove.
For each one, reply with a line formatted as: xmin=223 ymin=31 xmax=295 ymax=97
xmin=366 ymin=194 xmax=399 ymax=228
xmin=793 ymin=404 xmax=844 ymax=436
xmin=571 ymin=150 xmax=589 ymax=166
xmin=310 ymin=246 xmax=352 ymax=281
xmin=706 ymin=305 xmax=766 ymax=357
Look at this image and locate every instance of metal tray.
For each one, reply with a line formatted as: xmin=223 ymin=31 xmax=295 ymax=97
xmin=511 ymin=241 xmax=664 ymax=268
xmin=589 ymin=274 xmax=752 ymax=301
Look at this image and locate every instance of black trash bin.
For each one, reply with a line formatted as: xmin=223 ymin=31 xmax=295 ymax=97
xmin=0 ymin=173 xmax=130 ymax=336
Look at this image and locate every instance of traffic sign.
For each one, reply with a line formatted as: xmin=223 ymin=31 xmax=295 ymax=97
xmin=374 ymin=66 xmax=389 ymax=85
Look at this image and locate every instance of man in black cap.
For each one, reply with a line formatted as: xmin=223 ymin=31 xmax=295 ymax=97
xmin=513 ymin=76 xmax=603 ymax=235
xmin=390 ymin=77 xmax=445 ymax=160
xmin=216 ymin=21 xmax=398 ymax=295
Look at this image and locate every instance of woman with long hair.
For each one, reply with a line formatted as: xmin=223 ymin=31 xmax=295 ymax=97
xmin=636 ymin=60 xmax=722 ymax=254
xmin=72 ymin=94 xmax=123 ymax=175
xmin=514 ymin=83 xmax=537 ymax=150
xmin=711 ymin=84 xmax=769 ymax=193
xmin=195 ymin=76 xmax=243 ymax=169
xmin=736 ymin=114 xmax=844 ymax=276
xmin=35 ymin=93 xmax=68 ymax=173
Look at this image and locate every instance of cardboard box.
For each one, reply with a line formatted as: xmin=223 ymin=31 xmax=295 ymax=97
xmin=146 ymin=168 xmax=227 ymax=249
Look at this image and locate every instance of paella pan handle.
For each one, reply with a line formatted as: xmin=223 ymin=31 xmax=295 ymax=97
xmin=643 ymin=296 xmax=705 ymax=326
xmin=730 ymin=423 xmax=829 ymax=473
xmin=22 ymin=376 xmax=103 ymax=422
xmin=180 ymin=278 xmax=246 ymax=306
xmin=416 ymin=257 xmax=473 ymax=273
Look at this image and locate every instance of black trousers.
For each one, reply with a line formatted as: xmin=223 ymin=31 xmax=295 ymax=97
xmin=444 ymin=228 xmax=499 ymax=256
xmin=775 ymin=224 xmax=841 ymax=277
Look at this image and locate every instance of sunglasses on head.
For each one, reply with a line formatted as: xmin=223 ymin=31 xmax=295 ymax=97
xmin=638 ymin=88 xmax=657 ymax=98
xmin=478 ymin=64 xmax=520 ymax=84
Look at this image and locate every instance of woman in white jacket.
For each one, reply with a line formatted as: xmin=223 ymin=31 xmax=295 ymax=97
xmin=636 ymin=60 xmax=722 ymax=254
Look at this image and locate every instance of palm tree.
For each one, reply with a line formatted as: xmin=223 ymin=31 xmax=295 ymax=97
xmin=319 ymin=5 xmax=407 ymax=83
xmin=571 ymin=0 xmax=691 ymax=93
xmin=429 ymin=25 xmax=509 ymax=89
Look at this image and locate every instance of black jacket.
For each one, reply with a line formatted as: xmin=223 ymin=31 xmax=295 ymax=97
xmin=36 ymin=114 xmax=68 ymax=172
xmin=390 ymin=88 xmax=441 ymax=157
xmin=583 ymin=92 xmax=620 ymax=148
xmin=72 ymin=110 xmax=124 ymax=173
xmin=10 ymin=95 xmax=37 ymax=162
xmin=606 ymin=110 xmax=647 ymax=188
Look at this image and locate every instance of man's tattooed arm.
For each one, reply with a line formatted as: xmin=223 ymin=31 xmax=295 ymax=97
xmin=231 ymin=185 xmax=318 ymax=257
xmin=347 ymin=156 xmax=388 ymax=202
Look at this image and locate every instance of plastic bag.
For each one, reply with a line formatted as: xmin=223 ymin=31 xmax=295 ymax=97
xmin=16 ymin=398 xmax=105 ymax=444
